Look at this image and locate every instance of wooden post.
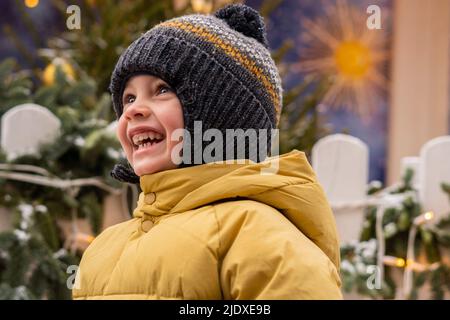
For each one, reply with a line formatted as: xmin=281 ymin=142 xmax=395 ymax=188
xmin=388 ymin=0 xmax=450 ymax=184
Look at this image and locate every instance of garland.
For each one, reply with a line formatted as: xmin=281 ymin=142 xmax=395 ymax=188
xmin=341 ymin=169 xmax=450 ymax=299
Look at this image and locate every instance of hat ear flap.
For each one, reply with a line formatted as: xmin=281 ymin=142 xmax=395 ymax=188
xmin=110 ymin=163 xmax=140 ymax=184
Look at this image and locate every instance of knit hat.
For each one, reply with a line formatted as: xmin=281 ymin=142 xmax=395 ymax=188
xmin=110 ymin=3 xmax=283 ymax=184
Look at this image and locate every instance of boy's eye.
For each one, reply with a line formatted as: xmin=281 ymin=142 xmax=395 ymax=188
xmin=157 ymin=84 xmax=172 ymax=95
xmin=122 ymin=84 xmax=172 ymax=105
xmin=123 ymin=94 xmax=135 ymax=105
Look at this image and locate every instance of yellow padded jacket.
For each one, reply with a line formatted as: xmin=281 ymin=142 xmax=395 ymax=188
xmin=72 ymin=150 xmax=342 ymax=299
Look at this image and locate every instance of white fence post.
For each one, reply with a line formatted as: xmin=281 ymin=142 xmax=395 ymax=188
xmin=419 ymin=136 xmax=450 ymax=221
xmin=1 ymin=103 xmax=61 ymax=160
xmin=312 ymin=134 xmax=369 ymax=243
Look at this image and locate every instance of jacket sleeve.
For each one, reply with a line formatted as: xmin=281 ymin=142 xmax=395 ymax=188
xmin=213 ymin=200 xmax=342 ymax=300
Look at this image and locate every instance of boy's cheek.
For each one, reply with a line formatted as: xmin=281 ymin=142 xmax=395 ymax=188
xmin=116 ymin=121 xmax=128 ymax=146
xmin=119 ymin=139 xmax=133 ymax=161
xmin=116 ymin=122 xmax=133 ymax=160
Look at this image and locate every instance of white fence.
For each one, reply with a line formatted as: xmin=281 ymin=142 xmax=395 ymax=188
xmin=312 ymin=133 xmax=450 ymax=244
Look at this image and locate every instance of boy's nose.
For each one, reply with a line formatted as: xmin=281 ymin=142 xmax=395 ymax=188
xmin=124 ymin=103 xmax=152 ymax=121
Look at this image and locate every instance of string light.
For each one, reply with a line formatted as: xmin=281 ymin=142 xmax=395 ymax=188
xmin=405 ymin=259 xmax=426 ymax=272
xmin=24 ymin=0 xmax=39 ymax=8
xmin=404 ymin=211 xmax=435 ymax=298
xmin=76 ymin=232 xmax=95 ymax=244
xmin=383 ymin=256 xmax=405 ymax=268
xmin=384 ymin=256 xmax=440 ymax=272
xmin=413 ymin=211 xmax=434 ymax=226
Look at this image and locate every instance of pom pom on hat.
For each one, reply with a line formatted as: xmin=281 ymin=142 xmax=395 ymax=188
xmin=214 ymin=4 xmax=268 ymax=48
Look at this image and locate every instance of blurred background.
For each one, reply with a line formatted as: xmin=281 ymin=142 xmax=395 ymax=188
xmin=0 ymin=0 xmax=449 ymax=299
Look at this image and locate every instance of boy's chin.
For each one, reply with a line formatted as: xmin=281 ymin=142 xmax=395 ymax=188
xmin=133 ymin=158 xmax=177 ymax=176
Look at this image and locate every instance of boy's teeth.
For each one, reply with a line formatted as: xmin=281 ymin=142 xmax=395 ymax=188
xmin=136 ymin=140 xmax=162 ymax=150
xmin=132 ymin=131 xmax=164 ymax=145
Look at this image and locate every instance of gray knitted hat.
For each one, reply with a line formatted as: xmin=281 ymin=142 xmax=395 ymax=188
xmin=110 ymin=3 xmax=283 ymax=184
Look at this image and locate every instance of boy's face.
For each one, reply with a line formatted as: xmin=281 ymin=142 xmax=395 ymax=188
xmin=117 ymin=74 xmax=184 ymax=176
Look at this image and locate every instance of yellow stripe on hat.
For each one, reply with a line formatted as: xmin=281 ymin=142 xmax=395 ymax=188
xmin=159 ymin=20 xmax=281 ymax=125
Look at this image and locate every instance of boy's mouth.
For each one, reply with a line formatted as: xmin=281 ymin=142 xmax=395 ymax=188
xmin=130 ymin=130 xmax=165 ymax=152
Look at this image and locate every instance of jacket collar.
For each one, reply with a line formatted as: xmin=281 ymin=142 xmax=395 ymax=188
xmin=133 ymin=160 xmax=251 ymax=218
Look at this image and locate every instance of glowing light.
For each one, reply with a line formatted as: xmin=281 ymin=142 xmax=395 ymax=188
xmin=383 ymin=256 xmax=405 ymax=268
xmin=335 ymin=41 xmax=372 ymax=79
xmin=76 ymin=233 xmax=95 ymax=244
xmin=42 ymin=58 xmax=75 ymax=86
xmin=395 ymin=258 xmax=405 ymax=268
xmin=424 ymin=211 xmax=434 ymax=221
xmin=296 ymin=0 xmax=389 ymax=119
xmin=413 ymin=211 xmax=435 ymax=225
xmin=24 ymin=0 xmax=39 ymax=8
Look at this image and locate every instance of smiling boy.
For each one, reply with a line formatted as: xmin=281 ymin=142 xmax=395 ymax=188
xmin=72 ymin=4 xmax=342 ymax=300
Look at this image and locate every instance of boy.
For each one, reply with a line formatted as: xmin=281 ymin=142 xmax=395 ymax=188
xmin=73 ymin=4 xmax=342 ymax=300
